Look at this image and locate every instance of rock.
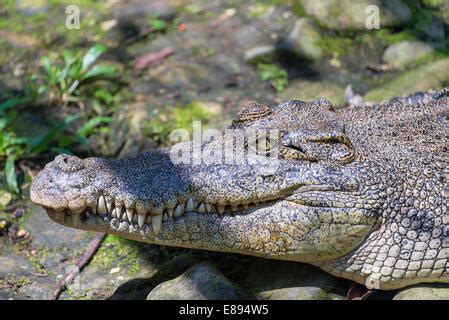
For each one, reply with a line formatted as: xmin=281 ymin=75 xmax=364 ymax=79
xmin=382 ymin=41 xmax=434 ymax=69
xmin=15 ymin=0 xmax=48 ymax=16
xmin=110 ymin=0 xmax=177 ymax=20
xmin=299 ymin=0 xmax=411 ymax=30
xmin=282 ymin=18 xmax=323 ymax=60
xmin=394 ymin=284 xmax=449 ymax=300
xmin=363 ymin=58 xmax=449 ymax=102
xmin=259 ymin=286 xmax=344 ymax=300
xmin=24 ymin=204 xmax=94 ymax=249
xmin=241 ymin=260 xmax=347 ymax=300
xmin=244 ymin=45 xmax=278 ymax=64
xmin=147 ymin=262 xmax=239 ymax=300
xmin=0 ymin=190 xmax=12 ymax=207
xmin=280 ymin=80 xmax=346 ymax=107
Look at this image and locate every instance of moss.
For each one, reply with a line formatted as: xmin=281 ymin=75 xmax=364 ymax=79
xmin=90 ymin=235 xmax=141 ymax=275
xmin=313 ymin=289 xmax=328 ymax=300
xmin=144 ymin=102 xmax=213 ymax=146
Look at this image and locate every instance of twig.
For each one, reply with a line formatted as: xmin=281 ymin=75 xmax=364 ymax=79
xmin=133 ymin=47 xmax=173 ymax=71
xmin=49 ymin=232 xmax=105 ymax=300
xmin=30 ymin=272 xmax=48 ymax=277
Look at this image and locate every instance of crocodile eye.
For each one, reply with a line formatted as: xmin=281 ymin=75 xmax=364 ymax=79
xmin=232 ymin=101 xmax=272 ymax=126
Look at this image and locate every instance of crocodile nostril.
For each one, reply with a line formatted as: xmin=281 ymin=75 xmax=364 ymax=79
xmin=54 ymin=154 xmax=84 ymax=172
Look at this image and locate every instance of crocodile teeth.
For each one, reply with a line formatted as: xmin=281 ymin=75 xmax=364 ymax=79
xmin=138 ymin=214 xmax=146 ymax=227
xmin=186 ymin=198 xmax=194 ymax=211
xmin=217 ymin=206 xmax=225 ymax=215
xmin=111 ymin=208 xmax=117 ymax=218
xmin=152 ymin=214 xmax=162 ymax=236
xmin=231 ymin=206 xmax=238 ymax=212
xmin=243 ymin=204 xmax=249 ymax=210
xmin=205 ymin=203 xmax=213 ymax=213
xmin=198 ymin=203 xmax=206 ymax=213
xmin=106 ymin=199 xmax=113 ymax=214
xmin=174 ymin=203 xmax=184 ymax=217
xmin=167 ymin=207 xmax=174 ymax=218
xmin=97 ymin=196 xmax=107 ymax=214
xmin=163 ymin=213 xmax=169 ymax=221
xmin=126 ymin=208 xmax=134 ymax=222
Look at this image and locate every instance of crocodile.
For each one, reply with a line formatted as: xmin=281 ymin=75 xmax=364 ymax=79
xmin=30 ymin=88 xmax=448 ymax=290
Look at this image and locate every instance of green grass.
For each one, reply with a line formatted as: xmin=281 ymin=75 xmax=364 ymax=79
xmin=257 ymin=63 xmax=289 ymax=92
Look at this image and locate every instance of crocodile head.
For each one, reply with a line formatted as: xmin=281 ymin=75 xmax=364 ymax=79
xmin=31 ymin=93 xmax=449 ymax=290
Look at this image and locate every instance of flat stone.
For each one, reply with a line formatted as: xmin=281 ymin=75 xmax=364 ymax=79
xmin=299 ymin=0 xmax=411 ymax=30
xmin=15 ymin=0 xmax=48 ymax=16
xmin=147 ymin=262 xmax=239 ymax=300
xmin=394 ymin=284 xmax=449 ymax=300
xmin=244 ymin=45 xmax=278 ymax=64
xmin=364 ymin=58 xmax=449 ymax=102
xmin=24 ymin=204 xmax=93 ymax=249
xmin=382 ymin=41 xmax=433 ymax=69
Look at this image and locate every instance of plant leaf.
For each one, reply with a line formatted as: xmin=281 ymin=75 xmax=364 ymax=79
xmin=0 ymin=97 xmax=24 ymax=113
xmin=81 ymin=44 xmax=106 ymax=72
xmin=80 ymin=64 xmax=117 ymax=81
xmin=5 ymin=155 xmax=19 ymax=194
xmin=76 ymin=116 xmax=112 ymax=138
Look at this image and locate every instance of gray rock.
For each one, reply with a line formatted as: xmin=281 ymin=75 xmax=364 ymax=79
xmin=382 ymin=41 xmax=434 ymax=69
xmin=25 ymin=204 xmax=94 ymax=249
xmin=394 ymin=284 xmax=449 ymax=300
xmin=244 ymin=45 xmax=278 ymax=64
xmin=15 ymin=0 xmax=48 ymax=16
xmin=299 ymin=0 xmax=411 ymax=30
xmin=110 ymin=0 xmax=177 ymax=20
xmin=147 ymin=262 xmax=239 ymax=300
xmin=363 ymin=58 xmax=449 ymax=102
xmin=282 ymin=18 xmax=323 ymax=60
xmin=259 ymin=286 xmax=344 ymax=300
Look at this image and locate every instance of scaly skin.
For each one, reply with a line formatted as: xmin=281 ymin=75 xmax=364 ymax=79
xmin=30 ymin=88 xmax=448 ymax=290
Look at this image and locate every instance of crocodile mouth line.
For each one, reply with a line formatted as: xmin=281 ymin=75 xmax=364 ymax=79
xmin=44 ymin=195 xmax=283 ymax=236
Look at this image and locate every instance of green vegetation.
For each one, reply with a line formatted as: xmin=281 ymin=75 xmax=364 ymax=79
xmin=30 ymin=44 xmax=118 ymax=108
xmin=257 ymin=63 xmax=288 ymax=92
xmin=144 ymin=102 xmax=213 ymax=146
xmin=0 ymin=43 xmax=121 ymax=194
xmin=148 ymin=15 xmax=168 ymax=32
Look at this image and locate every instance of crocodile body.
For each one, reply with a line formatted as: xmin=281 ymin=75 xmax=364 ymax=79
xmin=30 ymin=88 xmax=448 ymax=290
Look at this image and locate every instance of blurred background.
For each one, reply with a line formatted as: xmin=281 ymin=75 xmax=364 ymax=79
xmin=0 ymin=0 xmax=448 ymax=300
